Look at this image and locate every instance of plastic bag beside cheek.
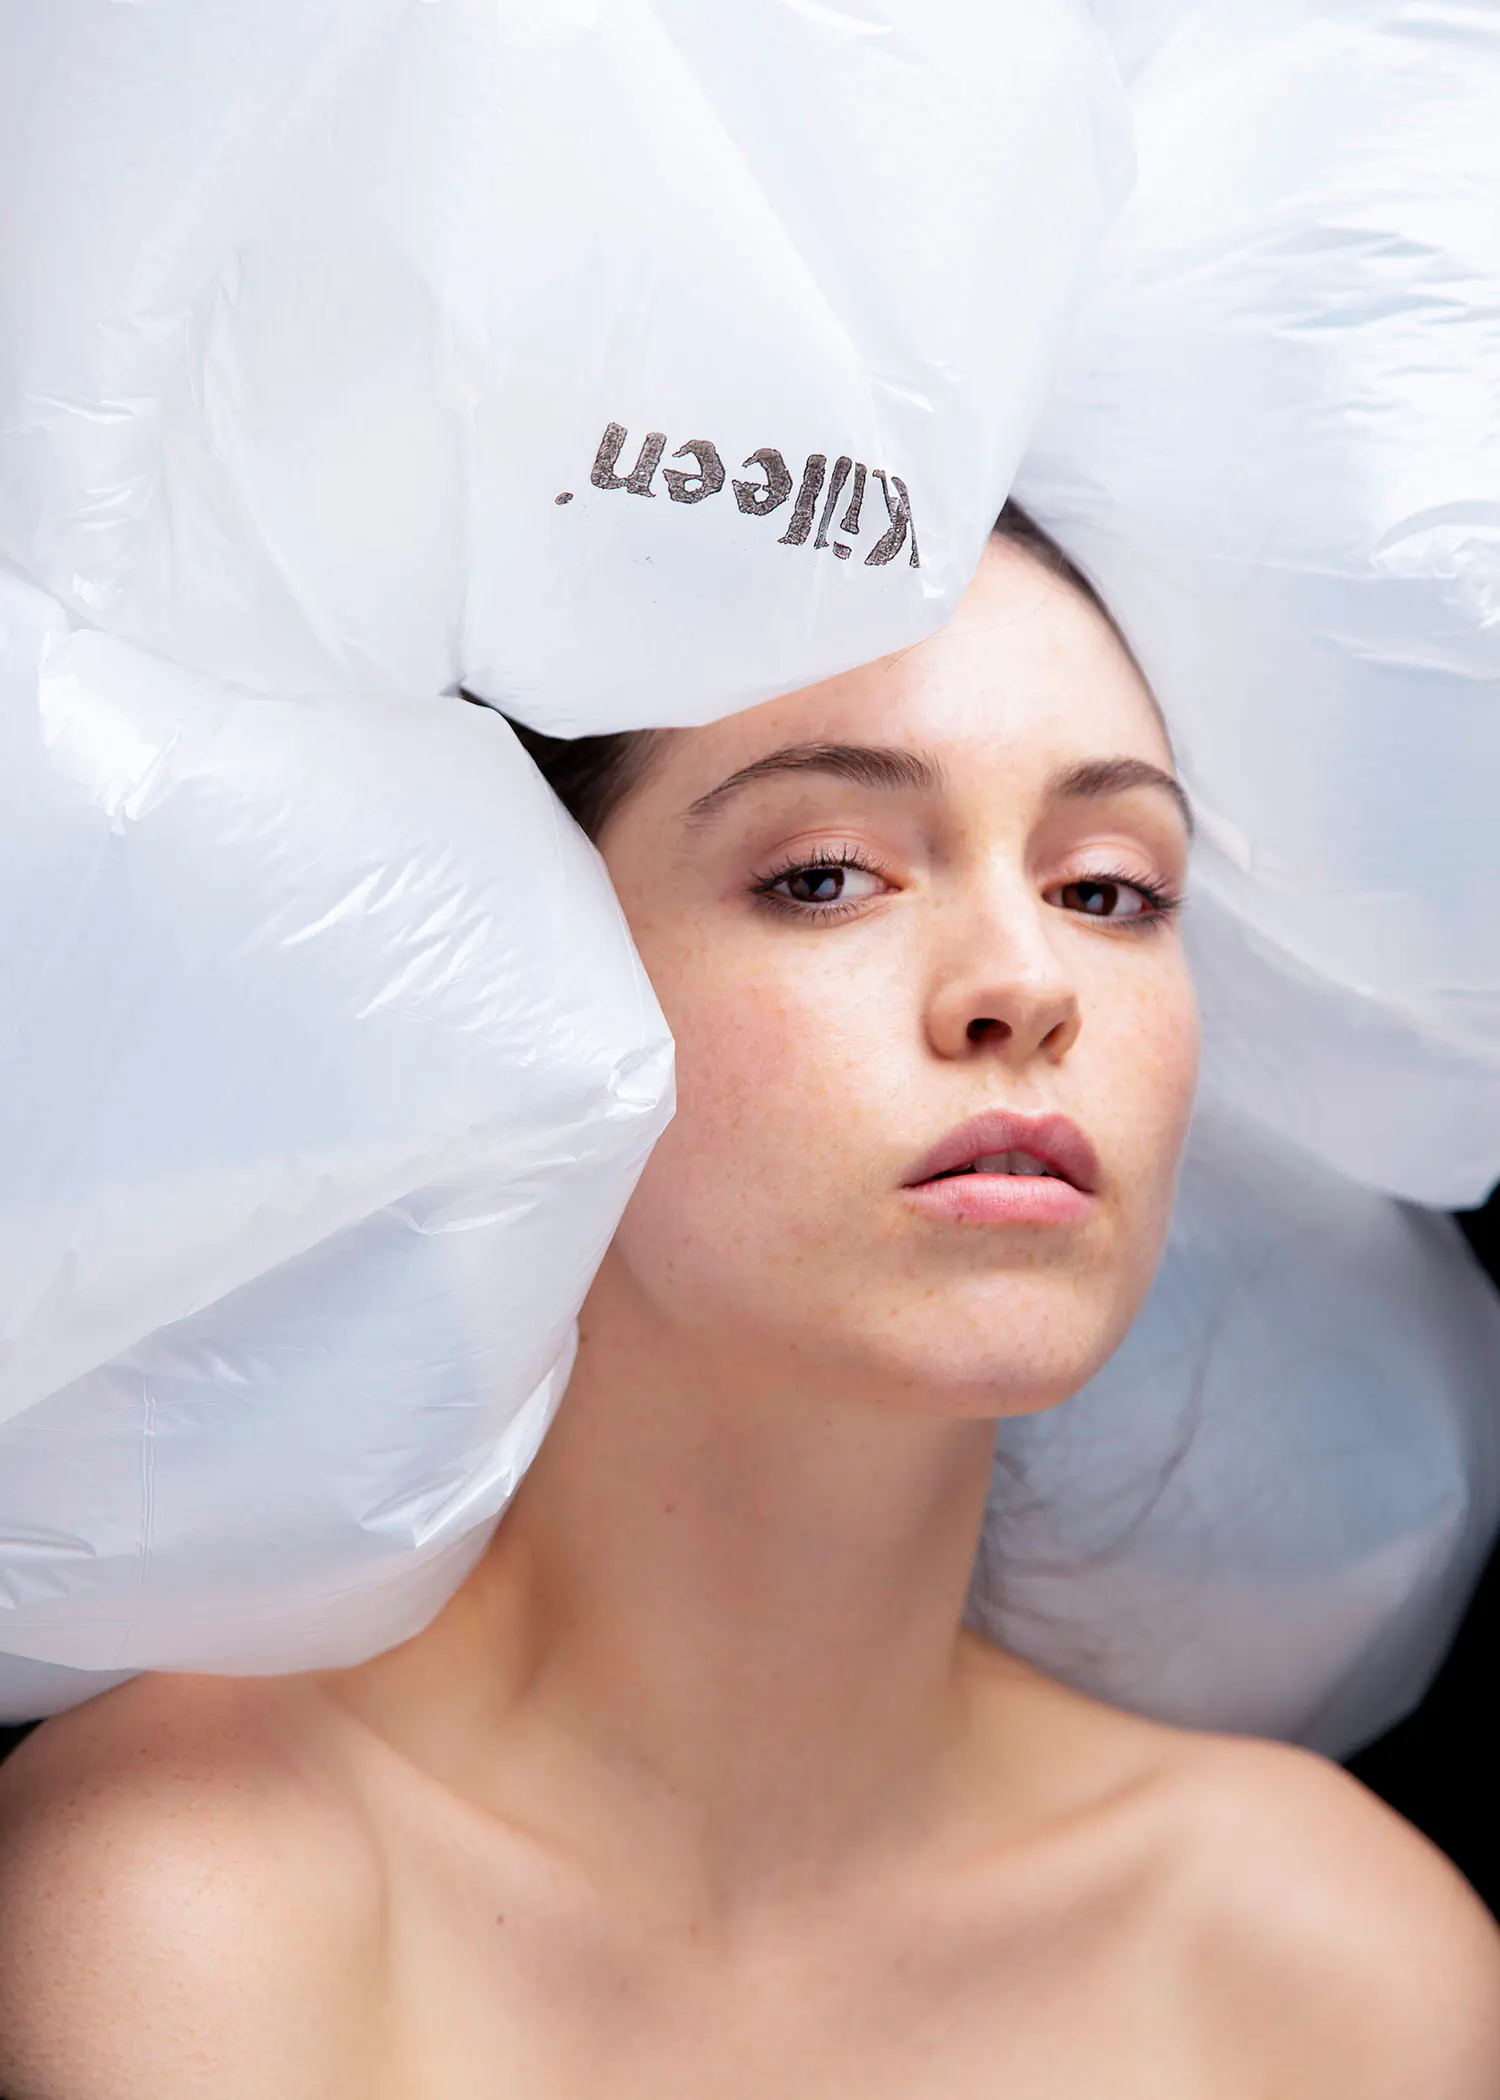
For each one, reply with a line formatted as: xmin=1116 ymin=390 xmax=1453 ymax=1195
xmin=0 ymin=571 xmax=672 ymax=1697
xmin=1017 ymin=0 xmax=1500 ymax=1206
xmin=0 ymin=0 xmax=1130 ymax=735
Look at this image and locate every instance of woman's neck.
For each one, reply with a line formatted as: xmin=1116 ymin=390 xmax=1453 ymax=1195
xmin=347 ymin=1252 xmax=1001 ymax=1905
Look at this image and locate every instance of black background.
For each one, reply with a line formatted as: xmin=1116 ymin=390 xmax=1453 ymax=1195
xmin=1344 ymin=1190 xmax=1500 ymax=1915
xmin=3 ymin=1190 xmax=1498 ymax=1911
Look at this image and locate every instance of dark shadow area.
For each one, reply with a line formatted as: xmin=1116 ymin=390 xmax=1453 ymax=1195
xmin=0 ymin=1718 xmax=34 ymax=1766
xmin=0 ymin=1721 xmax=35 ymax=1772
xmin=1346 ymin=1188 xmax=1500 ymax=1916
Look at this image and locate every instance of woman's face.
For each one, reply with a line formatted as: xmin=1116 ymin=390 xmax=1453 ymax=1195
xmin=596 ymin=538 xmax=1198 ymax=1416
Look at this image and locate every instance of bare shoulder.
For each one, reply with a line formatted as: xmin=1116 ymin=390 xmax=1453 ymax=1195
xmin=963 ymin=1649 xmax=1500 ymax=2092
xmin=0 ymin=1674 xmax=387 ymax=2100
xmin=1167 ymin=1732 xmax=1500 ymax=2097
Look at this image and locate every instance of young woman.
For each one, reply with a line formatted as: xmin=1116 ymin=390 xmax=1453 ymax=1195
xmin=1 ymin=514 xmax=1496 ymax=2098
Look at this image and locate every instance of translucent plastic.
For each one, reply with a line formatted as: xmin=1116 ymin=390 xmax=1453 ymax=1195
xmin=1019 ymin=0 xmax=1500 ymax=1205
xmin=0 ymin=0 xmax=1127 ymax=735
xmin=2 ymin=2 xmax=1497 ymax=1751
xmin=972 ymin=1095 xmax=1500 ymax=1758
xmin=0 ymin=570 xmax=670 ymax=1703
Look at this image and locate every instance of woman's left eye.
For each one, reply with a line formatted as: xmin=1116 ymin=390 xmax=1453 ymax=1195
xmin=1047 ymin=875 xmax=1175 ymax=923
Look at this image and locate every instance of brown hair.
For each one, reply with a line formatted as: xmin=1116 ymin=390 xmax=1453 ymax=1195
xmin=473 ymin=500 xmax=1121 ymax=842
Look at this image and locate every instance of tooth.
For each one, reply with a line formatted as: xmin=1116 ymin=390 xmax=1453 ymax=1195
xmin=945 ymin=1150 xmax=1062 ymax=1179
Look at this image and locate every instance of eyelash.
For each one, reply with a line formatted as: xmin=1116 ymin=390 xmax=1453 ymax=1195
xmin=750 ymin=850 xmax=1184 ymax=930
xmin=750 ymin=843 xmax=885 ymax=921
xmin=1060 ymin=865 xmax=1184 ymax=933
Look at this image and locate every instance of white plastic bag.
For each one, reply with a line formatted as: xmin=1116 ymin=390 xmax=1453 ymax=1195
xmin=0 ymin=570 xmax=670 ymax=1706
xmin=972 ymin=1093 xmax=1500 ymax=1757
xmin=3 ymin=1 xmax=1497 ymax=1749
xmin=0 ymin=0 xmax=1127 ymax=734
xmin=1019 ymin=0 xmax=1500 ymax=1205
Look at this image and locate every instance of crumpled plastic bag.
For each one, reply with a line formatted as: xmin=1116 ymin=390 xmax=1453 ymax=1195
xmin=0 ymin=0 xmax=1126 ymax=733
xmin=972 ymin=1093 xmax=1500 ymax=1758
xmin=1018 ymin=0 xmax=1500 ymax=1206
xmin=0 ymin=569 xmax=669 ymax=1708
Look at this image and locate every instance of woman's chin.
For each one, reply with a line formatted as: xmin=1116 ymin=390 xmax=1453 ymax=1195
xmin=802 ymin=1324 xmax=1114 ymax=1422
xmin=887 ymin=1363 xmax=1090 ymax=1423
xmin=829 ymin=1291 xmax=1138 ymax=1421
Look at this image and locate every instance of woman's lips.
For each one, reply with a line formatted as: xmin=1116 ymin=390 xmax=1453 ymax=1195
xmin=900 ymin=1110 xmax=1100 ymax=1227
xmin=901 ymin=1173 xmax=1095 ymax=1226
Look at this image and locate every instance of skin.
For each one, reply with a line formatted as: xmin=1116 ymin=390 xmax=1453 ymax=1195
xmin=1 ymin=539 xmax=1497 ymax=2098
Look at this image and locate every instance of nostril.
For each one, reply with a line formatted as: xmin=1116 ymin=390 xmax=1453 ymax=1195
xmin=966 ymin=1016 xmax=1005 ymax=1043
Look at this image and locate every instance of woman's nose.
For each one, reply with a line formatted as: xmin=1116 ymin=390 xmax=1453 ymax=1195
xmin=923 ymin=900 xmax=1082 ymax=1065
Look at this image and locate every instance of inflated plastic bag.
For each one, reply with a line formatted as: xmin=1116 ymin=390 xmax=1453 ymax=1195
xmin=2 ymin=0 xmax=1498 ymax=1751
xmin=973 ymin=1092 xmax=1500 ymax=1757
xmin=0 ymin=569 xmax=670 ymax=1709
xmin=0 ymin=0 xmax=1126 ymax=734
xmin=1017 ymin=0 xmax=1500 ymax=1206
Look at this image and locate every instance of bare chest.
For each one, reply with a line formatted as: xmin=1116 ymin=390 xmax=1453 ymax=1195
xmin=361 ymin=1840 xmax=1221 ymax=2100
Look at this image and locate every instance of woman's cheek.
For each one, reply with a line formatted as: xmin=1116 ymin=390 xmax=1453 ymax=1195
xmin=1099 ymin=957 xmax=1198 ymax=1207
xmin=674 ymin=955 xmax=831 ymax=1149
xmin=646 ymin=934 xmax=878 ymax=1232
xmin=614 ymin=969 xmax=848 ymax=1312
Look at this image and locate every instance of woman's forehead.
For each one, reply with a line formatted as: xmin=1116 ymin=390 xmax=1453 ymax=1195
xmin=662 ymin=542 xmax=1170 ymax=807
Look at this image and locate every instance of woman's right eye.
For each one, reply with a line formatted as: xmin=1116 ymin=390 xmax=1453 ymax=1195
xmin=776 ymin=864 xmax=880 ymax=904
xmin=755 ymin=856 xmax=888 ymax=914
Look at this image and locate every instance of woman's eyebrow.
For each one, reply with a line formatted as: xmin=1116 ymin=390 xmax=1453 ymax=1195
xmin=1048 ymin=756 xmax=1194 ymax=838
xmin=683 ymin=742 xmax=943 ymax=826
